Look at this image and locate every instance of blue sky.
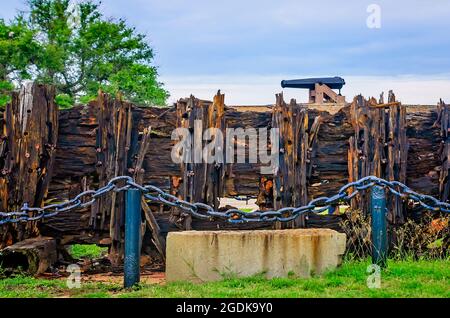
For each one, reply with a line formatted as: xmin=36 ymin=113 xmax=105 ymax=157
xmin=2 ymin=0 xmax=450 ymax=104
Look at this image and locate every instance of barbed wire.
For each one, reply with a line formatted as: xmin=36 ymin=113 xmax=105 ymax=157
xmin=0 ymin=176 xmax=449 ymax=226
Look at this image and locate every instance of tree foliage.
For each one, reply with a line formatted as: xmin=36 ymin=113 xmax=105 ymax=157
xmin=0 ymin=0 xmax=168 ymax=107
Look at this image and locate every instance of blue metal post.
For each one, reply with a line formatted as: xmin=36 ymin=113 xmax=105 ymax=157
xmin=371 ymin=185 xmax=388 ymax=267
xmin=124 ymin=188 xmax=141 ymax=288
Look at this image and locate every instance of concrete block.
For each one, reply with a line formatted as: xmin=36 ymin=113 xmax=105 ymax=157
xmin=166 ymin=229 xmax=346 ymax=282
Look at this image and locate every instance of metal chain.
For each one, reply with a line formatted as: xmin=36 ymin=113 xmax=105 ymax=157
xmin=0 ymin=176 xmax=132 ymax=226
xmin=1 ymin=175 xmax=449 ymax=226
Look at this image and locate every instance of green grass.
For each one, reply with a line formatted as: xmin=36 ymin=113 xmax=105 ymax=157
xmin=0 ymin=259 xmax=448 ymax=298
xmin=69 ymin=244 xmax=108 ymax=259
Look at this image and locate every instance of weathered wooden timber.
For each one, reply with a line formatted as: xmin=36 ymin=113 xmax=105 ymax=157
xmin=270 ymin=93 xmax=318 ymax=228
xmin=0 ymin=83 xmax=58 ymax=248
xmin=175 ymin=94 xmax=225 ymax=210
xmin=225 ymin=108 xmax=272 ymax=195
xmin=0 ymin=236 xmax=57 ymax=275
xmin=436 ymin=99 xmax=450 ymax=201
xmin=348 ymin=92 xmax=408 ymax=223
xmin=405 ymin=106 xmax=441 ymax=195
xmin=308 ymin=107 xmax=354 ymax=199
xmin=0 ymin=84 xmax=447 ymax=252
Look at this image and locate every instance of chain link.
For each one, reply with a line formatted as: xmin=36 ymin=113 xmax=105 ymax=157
xmin=0 ymin=176 xmax=132 ymax=226
xmin=1 ymin=175 xmax=449 ymax=225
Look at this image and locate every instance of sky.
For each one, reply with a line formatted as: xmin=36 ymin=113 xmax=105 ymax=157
xmin=1 ymin=0 xmax=450 ymax=104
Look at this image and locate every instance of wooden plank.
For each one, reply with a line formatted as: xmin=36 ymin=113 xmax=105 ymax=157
xmin=142 ymin=198 xmax=166 ymax=261
xmin=205 ymin=91 xmax=225 ymax=210
xmin=133 ymin=126 xmax=152 ymax=184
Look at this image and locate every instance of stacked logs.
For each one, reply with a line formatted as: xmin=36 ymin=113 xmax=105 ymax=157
xmin=42 ymin=104 xmax=99 ymax=242
xmin=225 ymin=108 xmax=272 ymax=195
xmin=437 ymin=99 xmax=450 ymax=202
xmin=308 ymin=107 xmax=354 ymax=199
xmin=42 ymin=93 xmax=149 ymax=263
xmin=405 ymin=106 xmax=440 ymax=195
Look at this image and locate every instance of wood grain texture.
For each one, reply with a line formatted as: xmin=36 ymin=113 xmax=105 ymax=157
xmin=0 ymin=83 xmax=58 ymax=247
xmin=348 ymin=93 xmax=408 ymax=223
xmin=1 ymin=84 xmax=447 ymax=249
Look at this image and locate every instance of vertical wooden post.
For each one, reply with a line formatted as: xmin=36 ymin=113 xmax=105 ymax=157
xmin=348 ymin=92 xmax=407 ymax=223
xmin=271 ymin=93 xmax=312 ymax=228
xmin=206 ymin=91 xmax=225 ymax=210
xmin=175 ymin=92 xmax=225 ymax=228
xmin=0 ymin=83 xmax=58 ymax=248
xmin=94 ymin=92 xmax=140 ymax=265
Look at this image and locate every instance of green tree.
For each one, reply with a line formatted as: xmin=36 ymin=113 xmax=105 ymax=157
xmin=1 ymin=0 xmax=168 ymax=107
xmin=0 ymin=16 xmax=40 ymax=105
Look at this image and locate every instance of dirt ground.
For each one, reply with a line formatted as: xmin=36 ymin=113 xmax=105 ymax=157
xmin=80 ymin=271 xmax=166 ymax=284
xmin=219 ymin=197 xmax=258 ymax=210
xmin=38 ymin=270 xmax=166 ymax=285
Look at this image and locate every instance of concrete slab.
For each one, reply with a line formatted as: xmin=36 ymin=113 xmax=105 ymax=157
xmin=166 ymin=229 xmax=346 ymax=282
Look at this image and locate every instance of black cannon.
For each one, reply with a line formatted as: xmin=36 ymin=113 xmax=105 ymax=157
xmin=281 ymin=76 xmax=346 ymax=104
xmin=281 ymin=76 xmax=345 ymax=90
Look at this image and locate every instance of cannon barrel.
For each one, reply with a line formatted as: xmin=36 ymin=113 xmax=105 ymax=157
xmin=281 ymin=77 xmax=345 ymax=90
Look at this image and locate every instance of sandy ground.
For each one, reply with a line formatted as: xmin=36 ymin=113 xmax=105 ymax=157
xmin=230 ymin=104 xmax=437 ymax=115
xmin=218 ymin=198 xmax=259 ymax=211
xmin=230 ymin=104 xmax=348 ymax=115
